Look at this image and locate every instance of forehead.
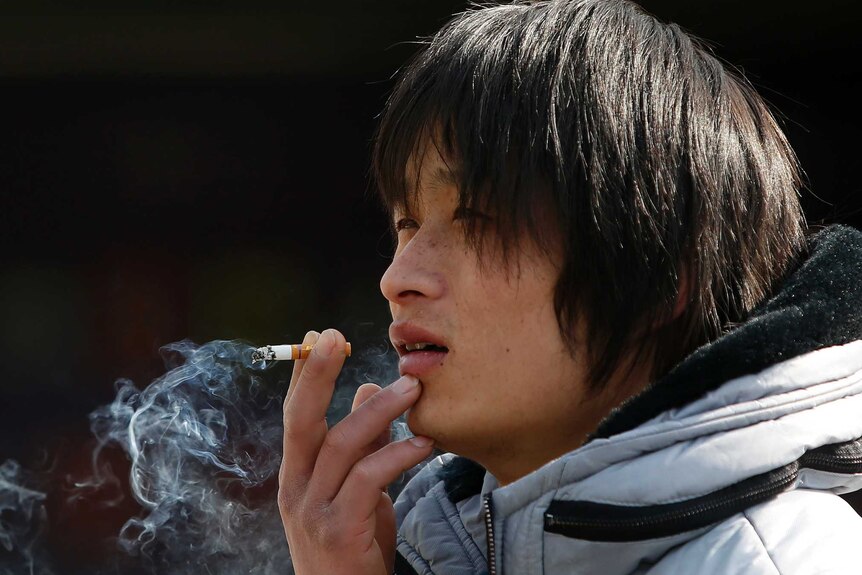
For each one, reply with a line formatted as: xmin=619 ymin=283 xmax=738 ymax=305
xmin=400 ymin=139 xmax=462 ymax=214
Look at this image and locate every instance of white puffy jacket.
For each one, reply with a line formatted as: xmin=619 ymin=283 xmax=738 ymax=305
xmin=393 ymin=225 xmax=862 ymax=575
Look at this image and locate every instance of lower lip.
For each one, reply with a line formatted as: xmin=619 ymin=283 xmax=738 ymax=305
xmin=399 ymin=350 xmax=448 ymax=377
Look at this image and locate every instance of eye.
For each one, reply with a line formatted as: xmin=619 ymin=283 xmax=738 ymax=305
xmin=394 ymin=218 xmax=419 ymax=232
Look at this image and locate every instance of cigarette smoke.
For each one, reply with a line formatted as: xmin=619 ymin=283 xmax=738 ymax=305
xmin=0 ymin=460 xmax=52 ymax=575
xmin=1 ymin=336 xmax=423 ymax=574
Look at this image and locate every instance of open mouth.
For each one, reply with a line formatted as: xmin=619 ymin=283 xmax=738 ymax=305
xmin=389 ymin=322 xmax=451 ymax=377
xmin=397 ymin=344 xmax=449 ymax=377
xmin=402 ymin=343 xmax=449 ymax=354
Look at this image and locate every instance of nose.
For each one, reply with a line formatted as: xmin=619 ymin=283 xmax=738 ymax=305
xmin=379 ymin=232 xmax=446 ymax=306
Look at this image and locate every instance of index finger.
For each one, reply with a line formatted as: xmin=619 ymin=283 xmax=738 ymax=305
xmin=286 ymin=330 xmax=319 ymax=404
xmin=281 ymin=328 xmax=349 ymax=480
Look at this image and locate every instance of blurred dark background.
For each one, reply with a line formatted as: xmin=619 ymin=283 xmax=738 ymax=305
xmin=0 ymin=0 xmax=860 ymax=570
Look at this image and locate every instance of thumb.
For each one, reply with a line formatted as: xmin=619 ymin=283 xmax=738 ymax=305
xmin=352 ymin=383 xmax=391 ymax=452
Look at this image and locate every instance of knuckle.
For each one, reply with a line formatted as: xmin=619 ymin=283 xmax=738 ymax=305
xmin=302 ymin=503 xmax=341 ymax=549
xmin=363 ymin=387 xmax=390 ymax=413
xmin=350 ymin=461 xmax=376 ymax=486
xmin=321 ymin=425 xmax=351 ymax=455
xmin=277 ymin=471 xmax=310 ymax=514
xmin=282 ymin=420 xmax=304 ymax=443
xmin=278 ymin=491 xmax=321 ymax=525
xmin=277 ymin=485 xmax=298 ymax=514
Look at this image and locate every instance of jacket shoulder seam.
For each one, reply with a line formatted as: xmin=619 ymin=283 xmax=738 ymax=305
xmin=741 ymin=510 xmax=783 ymax=575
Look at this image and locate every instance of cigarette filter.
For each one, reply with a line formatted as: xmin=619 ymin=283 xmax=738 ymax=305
xmin=252 ymin=342 xmax=352 ymax=362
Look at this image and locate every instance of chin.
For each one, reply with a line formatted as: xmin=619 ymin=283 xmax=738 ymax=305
xmin=406 ymin=397 xmax=443 ymax=439
xmin=406 ymin=399 xmax=463 ymax=456
xmin=405 ymin=401 xmax=430 ymax=438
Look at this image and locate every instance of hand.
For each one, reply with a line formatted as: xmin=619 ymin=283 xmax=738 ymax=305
xmin=278 ymin=328 xmax=434 ymax=575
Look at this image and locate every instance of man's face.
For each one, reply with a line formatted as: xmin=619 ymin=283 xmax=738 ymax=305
xmin=380 ymin=143 xmax=603 ymax=484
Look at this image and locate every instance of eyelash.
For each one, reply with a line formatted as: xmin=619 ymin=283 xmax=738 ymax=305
xmin=394 ymin=208 xmax=490 ymax=232
xmin=394 ymin=218 xmax=418 ymax=232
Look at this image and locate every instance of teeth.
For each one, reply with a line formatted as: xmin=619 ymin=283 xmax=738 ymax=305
xmin=406 ymin=342 xmax=434 ymax=351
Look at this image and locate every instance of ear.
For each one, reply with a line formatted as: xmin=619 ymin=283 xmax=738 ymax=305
xmin=670 ymin=265 xmax=690 ymax=321
xmin=651 ymin=265 xmax=690 ymax=329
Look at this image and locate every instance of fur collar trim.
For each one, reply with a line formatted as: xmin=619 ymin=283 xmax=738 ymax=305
xmin=594 ymin=224 xmax=862 ymax=439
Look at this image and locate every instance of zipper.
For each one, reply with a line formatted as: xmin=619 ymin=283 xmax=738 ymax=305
xmin=483 ymin=493 xmax=498 ymax=575
xmin=544 ymin=437 xmax=862 ymax=542
xmin=544 ymin=462 xmax=798 ymax=542
xmin=800 ymin=439 xmax=862 ymax=473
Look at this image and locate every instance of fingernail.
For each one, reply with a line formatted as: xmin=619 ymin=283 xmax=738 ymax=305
xmin=316 ymin=330 xmax=335 ymax=357
xmin=409 ymin=436 xmax=433 ymax=448
xmin=392 ymin=375 xmax=419 ymax=394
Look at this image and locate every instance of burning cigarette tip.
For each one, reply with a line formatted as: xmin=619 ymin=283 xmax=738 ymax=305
xmin=252 ymin=342 xmax=352 ymax=362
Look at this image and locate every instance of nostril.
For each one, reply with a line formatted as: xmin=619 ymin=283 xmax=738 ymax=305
xmin=398 ymin=289 xmax=425 ymax=299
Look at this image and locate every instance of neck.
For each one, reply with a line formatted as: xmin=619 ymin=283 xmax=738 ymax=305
xmin=484 ymin=366 xmax=652 ymax=487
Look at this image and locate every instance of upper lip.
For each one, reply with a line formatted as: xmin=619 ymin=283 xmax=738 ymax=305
xmin=389 ymin=321 xmax=449 ymax=357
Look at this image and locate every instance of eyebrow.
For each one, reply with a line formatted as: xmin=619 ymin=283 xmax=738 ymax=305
xmin=405 ymin=165 xmax=460 ymax=196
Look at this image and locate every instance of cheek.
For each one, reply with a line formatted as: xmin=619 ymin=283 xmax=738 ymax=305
xmin=455 ymin=295 xmax=566 ymax=395
xmin=472 ymin=277 xmax=559 ymax=345
xmin=467 ymin=287 xmax=573 ymax=394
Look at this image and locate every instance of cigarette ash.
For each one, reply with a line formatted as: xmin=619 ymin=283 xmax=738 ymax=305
xmin=250 ymin=346 xmax=274 ymax=363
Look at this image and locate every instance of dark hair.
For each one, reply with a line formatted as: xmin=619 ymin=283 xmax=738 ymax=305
xmin=372 ymin=0 xmax=807 ymax=393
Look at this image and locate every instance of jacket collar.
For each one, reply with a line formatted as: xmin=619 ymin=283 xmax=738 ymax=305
xmin=595 ymin=224 xmax=862 ymax=439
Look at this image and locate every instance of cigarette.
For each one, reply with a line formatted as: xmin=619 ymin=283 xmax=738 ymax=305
xmin=252 ymin=342 xmax=352 ymax=362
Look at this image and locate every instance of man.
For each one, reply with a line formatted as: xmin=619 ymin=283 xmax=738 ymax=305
xmin=278 ymin=1 xmax=862 ymax=573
